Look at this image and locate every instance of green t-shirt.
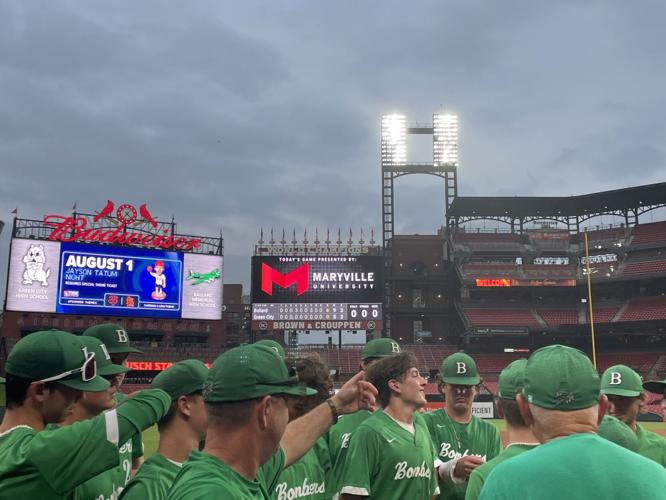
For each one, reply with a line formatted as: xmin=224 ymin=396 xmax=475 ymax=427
xmin=0 ymin=389 xmax=169 ymax=500
xmin=326 ymin=409 xmax=372 ymax=497
xmin=120 ymin=452 xmax=182 ymax=500
xmin=272 ymin=438 xmax=328 ymax=500
xmin=479 ymin=433 xmax=666 ymax=500
xmin=338 ymin=410 xmax=440 ymax=499
xmin=636 ymin=423 xmax=666 ymax=467
xmin=465 ymin=443 xmax=538 ymax=500
xmin=421 ymin=409 xmax=502 ymax=500
xmin=167 ymin=448 xmax=286 ymax=499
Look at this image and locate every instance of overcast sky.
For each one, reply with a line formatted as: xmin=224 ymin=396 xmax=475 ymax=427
xmin=1 ymin=0 xmax=666 ymax=294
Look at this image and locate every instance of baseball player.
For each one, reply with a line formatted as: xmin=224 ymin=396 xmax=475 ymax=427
xmin=166 ymin=343 xmax=377 ymax=499
xmin=478 ymin=345 xmax=666 ymax=499
xmin=597 ymin=414 xmax=639 ymax=452
xmin=0 ymin=330 xmax=171 ymax=499
xmin=120 ymin=360 xmax=209 ymax=500
xmin=85 ymin=322 xmax=146 ymax=472
xmin=272 ymin=355 xmax=333 ymax=500
xmin=465 ymin=359 xmax=538 ymax=500
xmin=600 ymin=364 xmax=666 ymax=466
xmin=338 ymin=351 xmax=440 ymax=499
xmin=422 ymin=352 xmax=501 ymax=500
xmin=327 ymin=338 xmax=401 ymax=497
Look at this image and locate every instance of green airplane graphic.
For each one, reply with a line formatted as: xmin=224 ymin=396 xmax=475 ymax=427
xmin=186 ymin=268 xmax=221 ymax=285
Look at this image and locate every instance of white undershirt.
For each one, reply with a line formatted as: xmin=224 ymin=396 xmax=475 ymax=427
xmin=384 ymin=410 xmax=415 ymax=434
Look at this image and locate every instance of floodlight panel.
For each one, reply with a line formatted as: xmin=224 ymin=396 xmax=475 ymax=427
xmin=433 ymin=113 xmax=459 ymax=167
xmin=381 ymin=114 xmax=407 ymax=166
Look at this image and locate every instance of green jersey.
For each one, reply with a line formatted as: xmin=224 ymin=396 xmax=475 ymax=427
xmin=167 ymin=449 xmax=285 ymax=499
xmin=0 ymin=389 xmax=170 ymax=500
xmin=272 ymin=439 xmax=328 ymax=500
xmin=73 ymin=437 xmax=136 ymax=500
xmin=465 ymin=443 xmax=538 ymax=500
xmin=422 ymin=409 xmax=502 ymax=500
xmin=479 ymin=433 xmax=666 ymax=500
xmin=338 ymin=410 xmax=440 ymax=499
xmin=635 ymin=423 xmax=666 ymax=466
xmin=119 ymin=452 xmax=182 ymax=500
xmin=326 ymin=409 xmax=372 ymax=497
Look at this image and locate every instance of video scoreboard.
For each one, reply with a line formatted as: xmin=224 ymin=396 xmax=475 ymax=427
xmin=6 ymin=238 xmax=223 ymax=320
xmin=251 ymin=255 xmax=383 ymax=331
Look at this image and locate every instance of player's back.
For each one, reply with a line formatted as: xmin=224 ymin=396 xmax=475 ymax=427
xmin=479 ymin=433 xmax=666 ymax=500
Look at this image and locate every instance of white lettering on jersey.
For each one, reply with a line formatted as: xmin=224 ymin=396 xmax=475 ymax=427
xmin=276 ymin=477 xmax=325 ymax=499
xmin=439 ymin=442 xmax=487 ymax=462
xmin=341 ymin=432 xmax=352 ymax=449
xmin=610 ymin=372 xmax=622 ymax=385
xmin=394 ymin=461 xmax=432 ymax=480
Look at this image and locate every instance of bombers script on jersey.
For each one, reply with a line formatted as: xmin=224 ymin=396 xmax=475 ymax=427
xmin=275 ymin=478 xmax=326 ymax=500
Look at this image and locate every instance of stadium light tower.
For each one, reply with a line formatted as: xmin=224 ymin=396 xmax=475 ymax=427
xmin=380 ymin=111 xmax=460 ymax=337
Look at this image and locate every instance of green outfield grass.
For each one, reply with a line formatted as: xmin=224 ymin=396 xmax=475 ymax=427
xmin=139 ymin=419 xmax=666 ymax=459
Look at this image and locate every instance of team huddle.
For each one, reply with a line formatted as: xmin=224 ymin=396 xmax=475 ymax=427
xmin=1 ymin=326 xmax=665 ymax=499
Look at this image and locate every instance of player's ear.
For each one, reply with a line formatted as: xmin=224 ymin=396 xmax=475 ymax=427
xmin=597 ymin=394 xmax=609 ymax=425
xmin=176 ymin=395 xmax=191 ymax=418
xmin=516 ymin=393 xmax=534 ymax=428
xmin=496 ymin=398 xmax=505 ymax=419
xmin=257 ymin=395 xmax=272 ymax=430
xmin=29 ymin=381 xmax=49 ymax=403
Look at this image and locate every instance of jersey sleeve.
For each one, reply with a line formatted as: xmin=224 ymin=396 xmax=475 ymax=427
xmin=118 ymin=476 xmax=152 ymax=500
xmin=489 ymin=425 xmax=502 ymax=460
xmin=465 ymin=468 xmax=484 ymax=500
xmin=258 ymin=448 xmax=286 ymax=493
xmin=338 ymin=425 xmax=380 ymax=497
xmin=28 ymin=388 xmax=170 ymax=494
xmin=131 ymin=431 xmax=144 ymax=460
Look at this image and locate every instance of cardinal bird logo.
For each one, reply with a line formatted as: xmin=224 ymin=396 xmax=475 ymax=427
xmin=139 ymin=204 xmax=158 ymax=228
xmin=94 ymin=200 xmax=115 ymax=222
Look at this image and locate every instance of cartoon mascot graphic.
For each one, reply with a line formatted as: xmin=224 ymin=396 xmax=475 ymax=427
xmin=147 ymin=260 xmax=167 ymax=300
xmin=22 ymin=244 xmax=51 ymax=286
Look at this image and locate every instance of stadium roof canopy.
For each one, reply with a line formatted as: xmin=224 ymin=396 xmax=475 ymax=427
xmin=448 ymin=182 xmax=666 ymax=220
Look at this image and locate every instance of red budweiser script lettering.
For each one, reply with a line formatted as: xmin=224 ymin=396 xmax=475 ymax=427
xmin=261 ymin=263 xmax=309 ymax=296
xmin=44 ymin=215 xmax=202 ymax=251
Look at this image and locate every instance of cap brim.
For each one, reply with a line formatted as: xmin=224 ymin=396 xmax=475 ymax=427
xmin=442 ymin=376 xmax=480 ymax=386
xmin=279 ymin=385 xmax=318 ymax=397
xmin=642 ymin=381 xmax=666 ymax=394
xmin=98 ymin=365 xmax=131 ymax=376
xmin=59 ymin=374 xmax=110 ymax=392
xmin=0 ymin=376 xmax=5 ymax=384
xmin=601 ymin=388 xmax=642 ymax=397
xmin=107 ymin=346 xmax=143 ymax=354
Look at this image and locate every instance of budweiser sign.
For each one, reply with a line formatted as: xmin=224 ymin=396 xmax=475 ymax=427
xmin=43 ymin=201 xmax=202 ymax=251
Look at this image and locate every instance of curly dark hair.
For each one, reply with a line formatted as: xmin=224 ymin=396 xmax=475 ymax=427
xmin=284 ymin=354 xmax=334 ymax=411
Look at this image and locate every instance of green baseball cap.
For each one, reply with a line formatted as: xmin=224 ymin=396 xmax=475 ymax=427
xmin=600 ymin=365 xmax=643 ymax=398
xmin=204 ymin=344 xmax=317 ymax=403
xmin=441 ymin=352 xmax=480 ymax=385
xmin=255 ymin=339 xmax=286 ymax=359
xmin=362 ymin=338 xmax=401 ymax=360
xmin=497 ymin=359 xmax=527 ymax=400
xmin=598 ymin=415 xmax=639 ymax=452
xmin=523 ymin=345 xmax=600 ymax=411
xmin=84 ymin=323 xmax=143 ymax=354
xmin=79 ymin=336 xmax=129 ymax=378
xmin=643 ymin=379 xmax=666 ymax=395
xmin=5 ymin=330 xmax=109 ymax=392
xmin=152 ymin=360 xmax=209 ymax=400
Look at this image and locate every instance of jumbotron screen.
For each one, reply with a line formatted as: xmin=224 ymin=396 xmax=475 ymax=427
xmin=251 ymin=255 xmax=383 ymax=331
xmin=6 ymin=238 xmax=223 ymax=320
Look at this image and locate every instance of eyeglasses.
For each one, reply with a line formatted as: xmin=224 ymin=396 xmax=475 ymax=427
xmin=38 ymin=351 xmax=97 ymax=384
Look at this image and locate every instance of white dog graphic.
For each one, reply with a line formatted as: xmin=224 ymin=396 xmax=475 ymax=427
xmin=22 ymin=244 xmax=51 ymax=286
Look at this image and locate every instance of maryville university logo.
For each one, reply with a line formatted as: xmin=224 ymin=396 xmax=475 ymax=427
xmin=261 ymin=263 xmax=310 ymax=296
xmin=43 ymin=201 xmax=201 ymax=251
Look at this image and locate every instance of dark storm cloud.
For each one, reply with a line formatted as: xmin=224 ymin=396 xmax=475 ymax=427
xmin=1 ymin=0 xmax=666 ymax=293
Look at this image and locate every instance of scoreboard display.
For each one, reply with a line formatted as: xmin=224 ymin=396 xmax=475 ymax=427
xmin=251 ymin=255 xmax=383 ymax=331
xmin=6 ymin=238 xmax=223 ymax=320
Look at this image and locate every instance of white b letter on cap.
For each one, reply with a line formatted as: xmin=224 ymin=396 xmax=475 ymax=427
xmin=610 ymin=372 xmax=622 ymax=385
xmin=456 ymin=362 xmax=467 ymax=374
xmin=116 ymin=329 xmax=129 ymax=343
xmin=391 ymin=342 xmax=400 ymax=353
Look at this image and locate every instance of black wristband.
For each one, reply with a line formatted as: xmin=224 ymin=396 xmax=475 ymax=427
xmin=326 ymin=398 xmax=339 ymax=422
